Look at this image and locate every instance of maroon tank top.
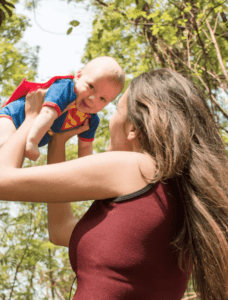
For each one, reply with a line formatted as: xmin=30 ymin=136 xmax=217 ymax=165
xmin=69 ymin=181 xmax=192 ymax=300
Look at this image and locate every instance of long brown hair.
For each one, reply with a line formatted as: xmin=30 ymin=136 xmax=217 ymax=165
xmin=127 ymin=69 xmax=228 ymax=300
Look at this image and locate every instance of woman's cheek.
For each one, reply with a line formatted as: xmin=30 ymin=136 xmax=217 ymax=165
xmin=109 ymin=115 xmax=114 ymax=131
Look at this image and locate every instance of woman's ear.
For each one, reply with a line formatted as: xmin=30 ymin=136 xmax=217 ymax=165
xmin=125 ymin=121 xmax=140 ymax=141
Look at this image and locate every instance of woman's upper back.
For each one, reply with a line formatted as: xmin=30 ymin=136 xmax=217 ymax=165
xmin=69 ymin=180 xmax=191 ymax=300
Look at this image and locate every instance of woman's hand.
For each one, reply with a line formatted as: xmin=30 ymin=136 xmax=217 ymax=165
xmin=25 ymin=89 xmax=46 ymax=120
xmin=52 ymin=118 xmax=90 ymax=145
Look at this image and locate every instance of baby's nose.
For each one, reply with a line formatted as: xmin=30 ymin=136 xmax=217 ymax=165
xmin=88 ymin=95 xmax=95 ymax=100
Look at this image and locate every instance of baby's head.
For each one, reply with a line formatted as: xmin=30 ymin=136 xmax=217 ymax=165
xmin=74 ymin=56 xmax=125 ymax=114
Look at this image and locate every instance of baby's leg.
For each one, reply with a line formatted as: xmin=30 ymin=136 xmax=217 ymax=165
xmin=0 ymin=118 xmax=16 ymax=148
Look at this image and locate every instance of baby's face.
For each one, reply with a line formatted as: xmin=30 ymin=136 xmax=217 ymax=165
xmin=74 ymin=69 xmax=121 ymax=114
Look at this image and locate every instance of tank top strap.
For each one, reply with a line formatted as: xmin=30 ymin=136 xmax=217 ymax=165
xmin=111 ymin=183 xmax=156 ymax=203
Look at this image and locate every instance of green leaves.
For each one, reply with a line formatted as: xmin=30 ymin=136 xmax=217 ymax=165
xmin=115 ymin=0 xmax=122 ymax=8
xmin=151 ymin=25 xmax=159 ymax=36
xmin=0 ymin=147 xmax=92 ymax=299
xmin=0 ymin=8 xmax=38 ymax=104
xmin=67 ymin=27 xmax=73 ymax=35
xmin=0 ymin=0 xmax=15 ymax=27
xmin=70 ymin=20 xmax=80 ymax=27
xmin=162 ymin=11 xmax=172 ymax=22
xmin=67 ymin=19 xmax=80 ymax=35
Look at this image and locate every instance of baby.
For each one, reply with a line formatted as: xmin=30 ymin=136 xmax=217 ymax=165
xmin=0 ymin=56 xmax=125 ymax=160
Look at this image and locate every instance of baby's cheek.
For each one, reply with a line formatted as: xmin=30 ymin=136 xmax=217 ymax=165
xmin=97 ymin=103 xmax=103 ymax=110
xmin=85 ymin=86 xmax=91 ymax=95
xmin=78 ymin=85 xmax=88 ymax=96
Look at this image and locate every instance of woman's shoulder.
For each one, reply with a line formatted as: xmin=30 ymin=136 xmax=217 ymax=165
xmin=104 ymin=151 xmax=156 ymax=194
xmin=136 ymin=152 xmax=156 ymax=184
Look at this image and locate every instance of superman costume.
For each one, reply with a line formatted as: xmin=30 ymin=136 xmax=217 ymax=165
xmin=0 ymin=76 xmax=100 ymax=147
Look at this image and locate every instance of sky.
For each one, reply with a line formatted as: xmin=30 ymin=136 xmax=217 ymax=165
xmin=15 ymin=0 xmax=94 ymax=82
xmin=14 ymin=0 xmax=117 ymax=138
xmin=15 ymin=0 xmax=117 ymax=122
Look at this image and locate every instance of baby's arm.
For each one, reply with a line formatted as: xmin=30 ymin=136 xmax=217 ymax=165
xmin=25 ymin=106 xmax=58 ymax=161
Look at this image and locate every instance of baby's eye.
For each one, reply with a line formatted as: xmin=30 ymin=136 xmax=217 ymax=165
xmin=101 ymin=97 xmax=106 ymax=102
xmin=89 ymin=84 xmax=94 ymax=90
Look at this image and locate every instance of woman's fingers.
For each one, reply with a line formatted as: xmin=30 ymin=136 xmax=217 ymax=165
xmin=25 ymin=89 xmax=46 ymax=118
xmin=54 ymin=118 xmax=90 ymax=143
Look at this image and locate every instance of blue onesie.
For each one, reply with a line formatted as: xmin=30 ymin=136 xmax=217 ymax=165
xmin=0 ymin=79 xmax=100 ymax=147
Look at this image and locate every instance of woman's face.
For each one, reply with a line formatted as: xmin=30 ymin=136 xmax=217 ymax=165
xmin=107 ymin=88 xmax=133 ymax=152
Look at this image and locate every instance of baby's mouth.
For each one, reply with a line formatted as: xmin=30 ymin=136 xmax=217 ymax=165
xmin=81 ymin=99 xmax=90 ymax=109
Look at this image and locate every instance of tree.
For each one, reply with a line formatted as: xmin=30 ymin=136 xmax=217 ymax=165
xmin=0 ymin=0 xmax=39 ymax=104
xmin=67 ymin=0 xmax=228 ymax=153
xmin=0 ymin=0 xmax=15 ymax=27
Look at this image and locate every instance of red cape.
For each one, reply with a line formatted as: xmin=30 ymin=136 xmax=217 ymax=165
xmin=2 ymin=75 xmax=75 ymax=108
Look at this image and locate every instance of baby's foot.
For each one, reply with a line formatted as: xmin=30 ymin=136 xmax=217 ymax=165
xmin=25 ymin=141 xmax=40 ymax=161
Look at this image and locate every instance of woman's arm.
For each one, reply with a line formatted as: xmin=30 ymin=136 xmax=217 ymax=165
xmin=78 ymin=139 xmax=93 ymax=157
xmin=0 ymin=90 xmax=43 ymax=169
xmin=0 ymin=150 xmax=146 ymax=203
xmin=47 ymin=131 xmax=79 ymax=248
xmin=0 ymin=91 xmax=152 ymax=204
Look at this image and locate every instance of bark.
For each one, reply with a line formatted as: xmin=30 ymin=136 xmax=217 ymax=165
xmin=206 ymin=19 xmax=228 ymax=81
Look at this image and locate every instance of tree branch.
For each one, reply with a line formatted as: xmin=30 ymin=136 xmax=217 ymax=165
xmin=94 ymin=0 xmax=127 ymax=18
xmin=206 ymin=19 xmax=228 ymax=81
xmin=8 ymin=207 xmax=37 ymax=299
xmin=168 ymin=48 xmax=228 ymax=120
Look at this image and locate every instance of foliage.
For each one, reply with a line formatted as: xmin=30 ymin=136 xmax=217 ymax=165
xmin=67 ymin=20 xmax=80 ymax=35
xmin=0 ymin=0 xmax=15 ymax=27
xmin=0 ymin=0 xmax=39 ymax=104
xmin=0 ymin=144 xmax=93 ymax=299
xmin=78 ymin=0 xmax=228 ymax=151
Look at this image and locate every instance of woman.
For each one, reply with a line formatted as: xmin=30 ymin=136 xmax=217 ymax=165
xmin=0 ymin=69 xmax=227 ymax=300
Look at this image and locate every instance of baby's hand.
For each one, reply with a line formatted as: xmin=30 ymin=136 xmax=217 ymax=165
xmin=25 ymin=140 xmax=40 ymax=161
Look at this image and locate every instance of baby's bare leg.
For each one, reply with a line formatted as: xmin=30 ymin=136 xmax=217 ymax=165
xmin=0 ymin=118 xmax=16 ymax=148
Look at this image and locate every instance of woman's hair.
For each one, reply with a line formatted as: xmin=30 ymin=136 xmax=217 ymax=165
xmin=127 ymin=68 xmax=228 ymax=300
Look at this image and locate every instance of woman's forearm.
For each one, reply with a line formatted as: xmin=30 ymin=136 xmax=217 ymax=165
xmin=47 ymin=135 xmax=66 ymax=164
xmin=0 ymin=118 xmax=34 ymax=168
xmin=47 ymin=136 xmax=77 ymax=246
